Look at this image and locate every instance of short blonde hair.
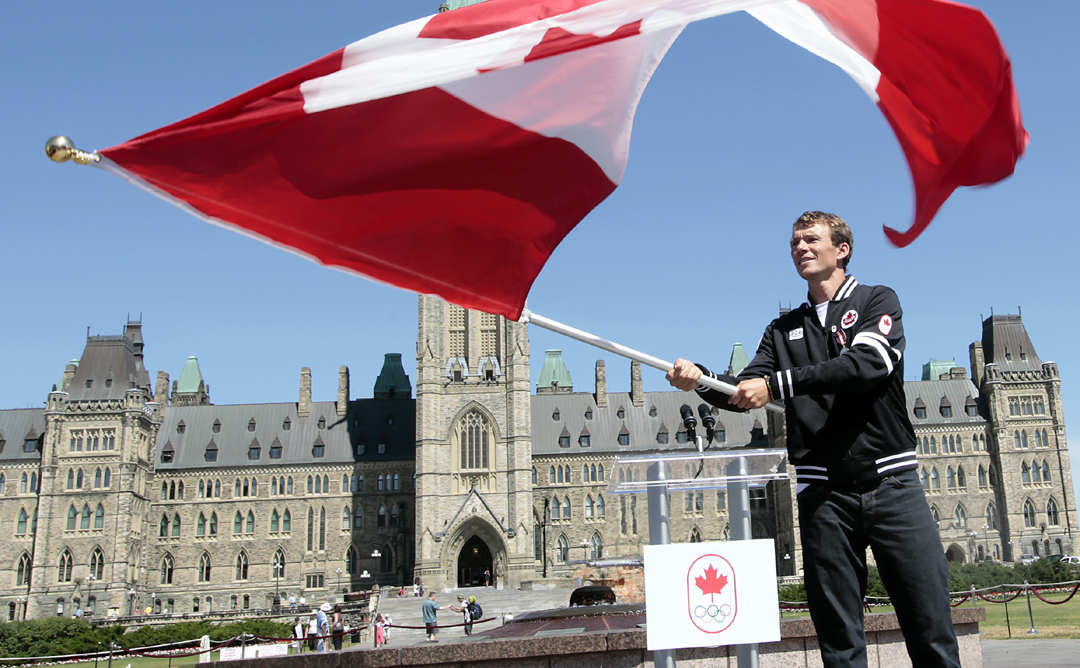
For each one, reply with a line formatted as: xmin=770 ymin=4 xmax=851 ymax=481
xmin=793 ymin=211 xmax=853 ymax=269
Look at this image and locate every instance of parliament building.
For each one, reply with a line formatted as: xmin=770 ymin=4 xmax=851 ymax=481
xmin=0 ymin=299 xmax=1075 ymax=620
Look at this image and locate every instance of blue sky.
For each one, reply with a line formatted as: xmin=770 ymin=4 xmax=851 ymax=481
xmin=3 ymin=2 xmax=1078 ymax=508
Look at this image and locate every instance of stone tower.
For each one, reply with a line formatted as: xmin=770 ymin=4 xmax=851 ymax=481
xmin=975 ymin=314 xmax=1076 ymax=560
xmin=29 ymin=320 xmax=160 ymax=617
xmin=413 ymin=296 xmax=536 ymax=589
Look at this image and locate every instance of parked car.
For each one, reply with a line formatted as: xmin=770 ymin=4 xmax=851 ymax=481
xmin=1017 ymin=554 xmax=1037 ymax=565
xmin=1062 ymin=555 xmax=1080 ymax=566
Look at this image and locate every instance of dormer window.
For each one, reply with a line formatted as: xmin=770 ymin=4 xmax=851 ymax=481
xmin=248 ymin=446 xmax=260 ymax=460
xmin=105 ymin=379 xmax=113 ymax=388
xmin=617 ymin=407 xmax=625 ymax=419
xmin=85 ymin=380 xmax=93 ymax=388
xmin=940 ymin=397 xmax=953 ymax=418
xmin=585 ymin=409 xmax=593 ymax=420
xmin=283 ymin=417 xmax=291 ymax=431
xmin=317 ymin=417 xmax=326 ymax=429
xmin=161 ymin=449 xmax=174 ymax=464
xmin=649 ymin=406 xmax=657 ymax=417
xmin=212 ymin=420 xmax=221 ymax=433
xmin=205 ymin=440 xmax=218 ymax=462
xmin=248 ymin=419 xmax=256 ymax=432
xmin=913 ymin=398 xmax=927 ymax=420
xmin=177 ymin=421 xmax=186 ymax=435
xmin=552 ymin=410 xmax=560 ymax=421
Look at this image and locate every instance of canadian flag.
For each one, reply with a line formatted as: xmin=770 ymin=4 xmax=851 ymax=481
xmin=98 ymin=0 xmax=1026 ymax=319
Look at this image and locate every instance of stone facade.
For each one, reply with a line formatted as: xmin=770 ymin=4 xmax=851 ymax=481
xmin=0 ymin=308 xmax=1074 ymax=621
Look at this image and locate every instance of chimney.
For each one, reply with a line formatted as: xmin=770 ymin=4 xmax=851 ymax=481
xmin=630 ymin=361 xmax=644 ymax=406
xmin=155 ymin=371 xmax=170 ymax=406
xmin=969 ymin=341 xmax=985 ymax=387
xmin=337 ymin=366 xmax=350 ymax=416
xmin=299 ymin=367 xmax=312 ymax=417
xmin=61 ymin=360 xmax=78 ymax=392
xmin=595 ymin=360 xmax=607 ymax=407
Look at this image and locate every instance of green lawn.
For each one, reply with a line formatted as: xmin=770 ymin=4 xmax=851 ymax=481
xmin=783 ymin=593 xmax=1080 ymax=639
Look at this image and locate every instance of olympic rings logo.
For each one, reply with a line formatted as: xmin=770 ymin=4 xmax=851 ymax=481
xmin=693 ymin=603 xmax=733 ymax=624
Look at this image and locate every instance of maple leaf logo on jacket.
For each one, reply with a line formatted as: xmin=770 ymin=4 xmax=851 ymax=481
xmin=687 ymin=554 xmax=738 ymax=633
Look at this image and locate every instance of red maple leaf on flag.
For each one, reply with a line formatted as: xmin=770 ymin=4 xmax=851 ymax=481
xmin=695 ymin=564 xmax=728 ymax=602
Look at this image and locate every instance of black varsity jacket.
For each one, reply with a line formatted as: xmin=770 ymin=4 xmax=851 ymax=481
xmin=696 ymin=276 xmax=918 ymax=488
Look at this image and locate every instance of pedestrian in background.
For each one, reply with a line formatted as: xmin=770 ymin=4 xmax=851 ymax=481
xmin=332 ymin=605 xmax=344 ymax=651
xmin=293 ymin=617 xmax=304 ymax=652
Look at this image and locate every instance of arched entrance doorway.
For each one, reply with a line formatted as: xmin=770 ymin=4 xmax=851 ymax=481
xmin=457 ymin=536 xmax=493 ymax=588
xmin=945 ymin=543 xmax=966 ymax=563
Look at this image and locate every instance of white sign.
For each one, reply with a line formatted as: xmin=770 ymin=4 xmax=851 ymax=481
xmin=644 ymin=539 xmax=780 ymax=651
xmin=259 ymin=643 xmax=290 ymax=657
xmin=218 ymin=646 xmax=242 ymax=662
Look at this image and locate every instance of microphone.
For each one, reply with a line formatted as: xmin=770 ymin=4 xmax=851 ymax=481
xmin=680 ymin=404 xmax=697 ymax=443
xmin=698 ymin=403 xmax=716 ymax=444
xmin=698 ymin=403 xmax=716 ymax=430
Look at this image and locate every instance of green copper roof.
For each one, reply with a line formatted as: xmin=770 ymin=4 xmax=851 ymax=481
xmin=374 ymin=353 xmax=412 ymax=399
xmin=446 ymin=0 xmax=491 ymax=9
xmin=922 ymin=359 xmax=958 ymax=381
xmin=537 ymin=349 xmax=573 ymax=391
xmin=176 ymin=356 xmax=204 ymax=393
xmin=728 ymin=343 xmax=750 ymax=376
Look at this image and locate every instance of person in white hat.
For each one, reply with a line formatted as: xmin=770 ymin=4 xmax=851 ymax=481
xmin=316 ymin=603 xmax=331 ymax=653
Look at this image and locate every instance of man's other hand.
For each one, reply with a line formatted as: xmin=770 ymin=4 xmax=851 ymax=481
xmin=730 ymin=378 xmax=770 ymax=410
xmin=667 ymin=358 xmax=702 ymax=391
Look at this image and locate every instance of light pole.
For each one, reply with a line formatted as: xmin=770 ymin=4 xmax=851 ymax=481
xmin=273 ymin=561 xmax=283 ymax=608
xmin=16 ymin=596 xmax=25 ymax=621
xmin=86 ymin=573 xmax=95 ymax=616
xmin=128 ymin=588 xmax=136 ymax=617
xmin=579 ymin=539 xmax=590 ymax=560
xmin=150 ymin=592 xmax=156 ymax=615
xmin=371 ymin=550 xmax=381 ymax=585
xmin=970 ymin=531 xmax=978 ymax=563
xmin=335 ymin=568 xmax=343 ymax=597
xmin=981 ymin=523 xmax=990 ymax=561
xmin=784 ymin=553 xmax=792 ymax=576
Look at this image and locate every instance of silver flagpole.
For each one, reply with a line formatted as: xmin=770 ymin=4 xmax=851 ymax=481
xmin=519 ymin=309 xmax=784 ymax=414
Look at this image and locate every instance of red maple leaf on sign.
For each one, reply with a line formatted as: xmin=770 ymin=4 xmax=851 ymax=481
xmin=695 ymin=564 xmax=728 ymax=602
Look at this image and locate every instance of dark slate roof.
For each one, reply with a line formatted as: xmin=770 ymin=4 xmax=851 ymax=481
xmin=66 ymin=335 xmax=152 ymax=401
xmin=982 ymin=314 xmax=1043 ymax=372
xmin=904 ymin=379 xmax=988 ymax=426
xmin=0 ymin=409 xmax=45 ymax=462
xmin=156 ymin=399 xmax=415 ymax=469
xmin=531 ymin=391 xmax=769 ymax=456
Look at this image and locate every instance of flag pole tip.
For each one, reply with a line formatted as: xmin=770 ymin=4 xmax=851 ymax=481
xmin=45 ymin=136 xmax=99 ymax=165
xmin=517 ymin=309 xmax=533 ymax=324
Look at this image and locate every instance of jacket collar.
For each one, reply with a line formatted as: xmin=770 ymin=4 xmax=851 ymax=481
xmin=830 ymin=275 xmax=858 ymax=302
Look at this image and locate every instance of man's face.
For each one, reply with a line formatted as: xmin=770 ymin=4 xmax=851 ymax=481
xmin=790 ymin=223 xmax=848 ymax=280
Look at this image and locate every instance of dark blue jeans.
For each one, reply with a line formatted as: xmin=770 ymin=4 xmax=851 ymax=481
xmin=798 ymin=470 xmax=960 ymax=668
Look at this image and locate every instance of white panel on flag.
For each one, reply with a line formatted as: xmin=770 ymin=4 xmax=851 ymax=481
xmin=605 ymin=448 xmax=787 ymax=495
xmin=644 ymin=539 xmax=780 ymax=651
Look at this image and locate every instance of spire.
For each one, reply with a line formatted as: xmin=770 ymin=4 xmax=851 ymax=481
xmin=374 ymin=353 xmax=412 ymax=399
xmin=173 ymin=356 xmax=210 ymax=406
xmin=537 ymin=350 xmax=573 ymax=394
xmin=176 ymin=356 xmax=204 ymax=393
xmin=727 ymin=343 xmax=750 ymax=376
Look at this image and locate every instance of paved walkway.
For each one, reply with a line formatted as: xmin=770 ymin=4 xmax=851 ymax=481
xmin=364 ymin=586 xmax=1080 ymax=666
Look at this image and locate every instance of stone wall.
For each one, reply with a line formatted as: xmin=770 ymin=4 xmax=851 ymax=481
xmin=206 ymin=608 xmax=985 ymax=668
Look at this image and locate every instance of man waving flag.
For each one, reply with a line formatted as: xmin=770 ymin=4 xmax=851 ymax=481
xmin=89 ymin=0 xmax=1025 ymax=319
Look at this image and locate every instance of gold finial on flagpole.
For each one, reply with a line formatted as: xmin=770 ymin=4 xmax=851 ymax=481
xmin=45 ymin=136 xmax=100 ymax=165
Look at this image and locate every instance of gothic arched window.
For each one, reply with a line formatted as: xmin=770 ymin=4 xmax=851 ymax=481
xmin=459 ymin=410 xmax=491 ymax=470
